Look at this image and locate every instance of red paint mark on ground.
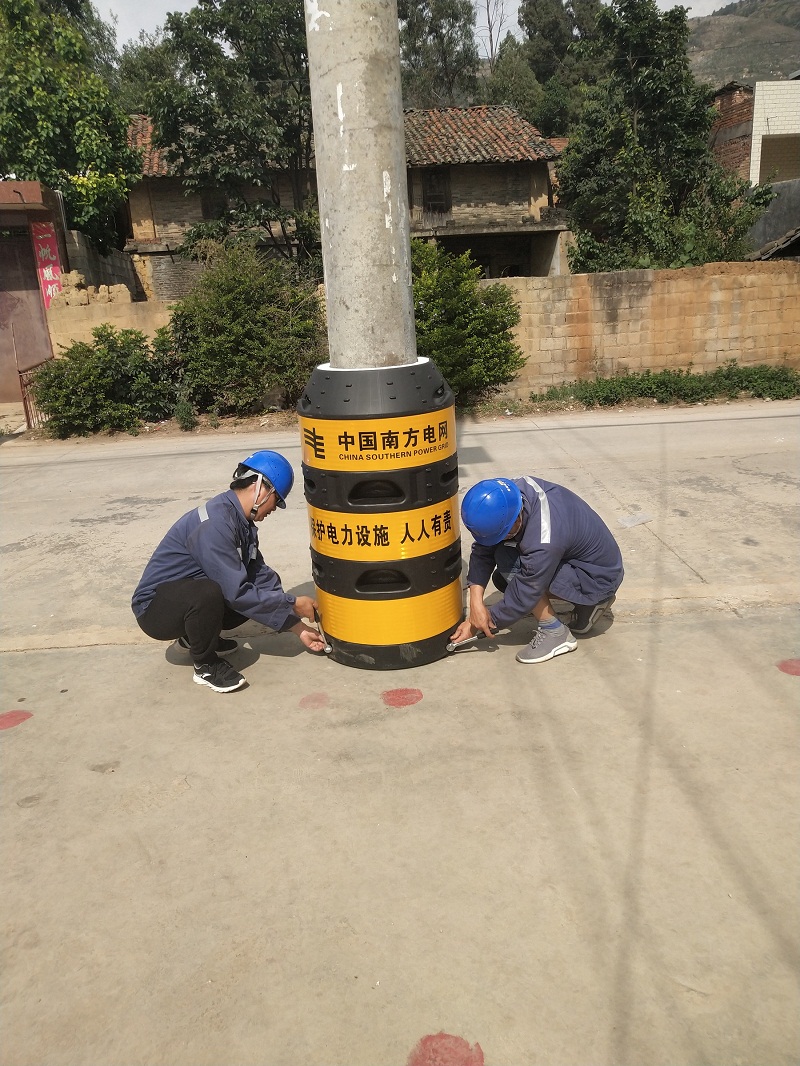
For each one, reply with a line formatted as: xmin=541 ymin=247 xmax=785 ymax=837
xmin=0 ymin=711 xmax=33 ymax=730
xmin=382 ymin=688 xmax=423 ymax=708
xmin=777 ymin=659 xmax=800 ymax=676
xmin=299 ymin=692 xmax=330 ymax=709
xmin=407 ymin=1033 xmax=484 ymax=1066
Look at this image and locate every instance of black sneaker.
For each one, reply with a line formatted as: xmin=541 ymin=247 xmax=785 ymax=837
xmin=569 ymin=595 xmax=616 ymax=635
xmin=192 ymin=659 xmax=246 ymax=693
xmin=178 ymin=635 xmax=238 ymax=654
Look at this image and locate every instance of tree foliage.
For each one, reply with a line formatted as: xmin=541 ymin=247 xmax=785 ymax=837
xmin=399 ymin=0 xmax=480 ymax=106
xmin=0 ymin=0 xmax=140 ymax=249
xmin=147 ymin=0 xmax=315 ymax=264
xmin=479 ymin=36 xmax=543 ymax=124
xmin=169 ymin=245 xmax=325 ymax=413
xmin=557 ymin=0 xmax=773 ymax=271
xmin=516 ymin=0 xmax=604 ymax=134
xmin=116 ymin=27 xmax=181 ymax=115
xmin=411 ymin=240 xmax=524 ymax=404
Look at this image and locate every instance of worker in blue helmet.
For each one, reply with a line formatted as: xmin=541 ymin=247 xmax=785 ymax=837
xmin=451 ymin=476 xmax=623 ymax=664
xmin=132 ymin=450 xmax=325 ymax=692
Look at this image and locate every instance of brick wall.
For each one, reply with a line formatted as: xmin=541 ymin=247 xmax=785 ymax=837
xmin=710 ymin=87 xmax=753 ymax=180
xmin=147 ymin=252 xmax=204 ymax=304
xmin=488 ymin=261 xmax=800 ymax=400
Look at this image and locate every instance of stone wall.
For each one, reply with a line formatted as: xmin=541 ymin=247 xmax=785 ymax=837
xmin=46 ymin=299 xmax=171 ymax=353
xmin=489 ymin=261 xmax=800 ymax=400
xmin=64 ymin=231 xmax=141 ymax=295
xmin=43 ymin=260 xmax=800 ymax=394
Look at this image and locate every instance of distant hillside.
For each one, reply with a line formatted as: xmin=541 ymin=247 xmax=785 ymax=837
xmin=687 ymin=0 xmax=800 ymax=87
xmin=711 ymin=0 xmax=800 ymax=32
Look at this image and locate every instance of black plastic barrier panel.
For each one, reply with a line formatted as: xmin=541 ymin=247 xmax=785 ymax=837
xmin=297 ymin=359 xmax=464 ymax=670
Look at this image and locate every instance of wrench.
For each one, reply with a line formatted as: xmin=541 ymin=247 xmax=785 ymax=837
xmin=313 ymin=607 xmax=333 ymax=654
xmin=446 ymin=629 xmax=497 ymax=653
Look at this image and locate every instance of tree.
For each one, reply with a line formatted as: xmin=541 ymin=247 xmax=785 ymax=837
xmin=399 ymin=0 xmax=480 ymax=107
xmin=557 ymin=0 xmax=773 ymax=271
xmin=116 ymin=28 xmax=182 ymax=115
xmin=479 ymin=36 xmax=543 ymax=125
xmin=517 ymin=0 xmax=604 ymax=134
xmin=147 ymin=0 xmax=316 ymax=265
xmin=411 ymin=239 xmax=524 ymax=404
xmin=0 ymin=0 xmax=141 ymax=249
xmin=169 ymin=245 xmax=325 ymax=413
xmin=473 ymin=0 xmax=513 ymax=75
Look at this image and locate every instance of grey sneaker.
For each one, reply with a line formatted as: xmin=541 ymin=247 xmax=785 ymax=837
xmin=516 ymin=622 xmax=577 ymax=664
xmin=178 ymin=635 xmax=238 ymax=654
xmin=569 ymin=595 xmax=616 ymax=635
xmin=192 ymin=659 xmax=246 ymax=693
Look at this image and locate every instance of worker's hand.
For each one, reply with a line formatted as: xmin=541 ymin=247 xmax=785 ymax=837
xmin=450 ymin=618 xmax=476 ymax=644
xmin=468 ymin=599 xmax=495 ymax=639
xmin=294 ymin=623 xmax=326 ymax=653
xmin=293 ymin=595 xmax=318 ymax=621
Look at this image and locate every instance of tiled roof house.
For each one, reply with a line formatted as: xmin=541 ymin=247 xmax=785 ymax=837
xmin=126 ymin=105 xmax=570 ymax=301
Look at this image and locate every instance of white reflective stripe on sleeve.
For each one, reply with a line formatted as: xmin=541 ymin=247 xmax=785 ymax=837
xmin=523 ymin=477 xmax=551 ymax=544
xmin=197 ymin=503 xmax=209 ymax=522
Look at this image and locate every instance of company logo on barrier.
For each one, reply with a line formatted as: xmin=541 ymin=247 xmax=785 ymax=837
xmin=300 ymin=408 xmax=456 ymax=471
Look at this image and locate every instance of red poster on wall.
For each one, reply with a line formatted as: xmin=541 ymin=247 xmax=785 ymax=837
xmin=30 ymin=221 xmax=63 ymax=309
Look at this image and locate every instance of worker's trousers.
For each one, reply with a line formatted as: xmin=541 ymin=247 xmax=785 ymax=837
xmin=136 ymin=579 xmax=247 ymax=664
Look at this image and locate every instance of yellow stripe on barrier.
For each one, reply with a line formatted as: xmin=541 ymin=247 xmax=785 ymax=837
xmin=316 ymin=580 xmax=464 ymax=645
xmin=308 ymin=495 xmax=460 ymax=560
xmin=300 ymin=407 xmax=456 ymax=471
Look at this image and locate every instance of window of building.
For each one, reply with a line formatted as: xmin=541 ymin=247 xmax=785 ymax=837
xmin=421 ymin=169 xmax=451 ymax=214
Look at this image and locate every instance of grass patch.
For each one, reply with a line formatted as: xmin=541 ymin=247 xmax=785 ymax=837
xmin=530 ymin=362 xmax=800 ymax=408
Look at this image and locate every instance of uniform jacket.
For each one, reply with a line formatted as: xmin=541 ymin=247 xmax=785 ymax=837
xmin=132 ymin=490 xmax=300 ymax=632
xmin=466 ymin=476 xmax=623 ymax=630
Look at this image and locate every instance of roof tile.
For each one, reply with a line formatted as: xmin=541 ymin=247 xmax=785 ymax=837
xmin=128 ymin=114 xmax=171 ymax=178
xmin=130 ymin=105 xmax=558 ymax=179
xmin=404 ymin=105 xmax=557 ymax=165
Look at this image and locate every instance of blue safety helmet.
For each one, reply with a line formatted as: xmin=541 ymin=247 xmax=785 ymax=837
xmin=461 ymin=478 xmax=523 ymax=546
xmin=236 ymin=450 xmax=294 ymax=508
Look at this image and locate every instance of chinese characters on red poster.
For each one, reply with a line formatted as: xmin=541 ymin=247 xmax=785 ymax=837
xmin=30 ymin=222 xmax=63 ymax=309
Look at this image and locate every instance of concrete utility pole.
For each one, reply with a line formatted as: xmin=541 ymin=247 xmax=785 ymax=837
xmin=304 ymin=0 xmax=416 ymax=369
xmin=300 ymin=0 xmax=463 ymax=670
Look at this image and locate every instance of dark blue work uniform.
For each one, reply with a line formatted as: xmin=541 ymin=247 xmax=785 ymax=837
xmin=132 ymin=490 xmax=300 ymax=662
xmin=466 ymin=476 xmax=623 ymax=631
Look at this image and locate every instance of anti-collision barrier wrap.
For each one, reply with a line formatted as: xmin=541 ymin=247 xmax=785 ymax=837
xmin=297 ymin=359 xmax=463 ymax=669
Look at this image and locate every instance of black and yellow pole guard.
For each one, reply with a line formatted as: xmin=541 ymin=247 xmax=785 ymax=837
xmin=297 ymin=358 xmax=464 ymax=670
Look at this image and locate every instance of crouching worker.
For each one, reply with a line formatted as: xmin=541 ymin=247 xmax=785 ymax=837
xmin=132 ymin=450 xmax=325 ymax=693
xmin=451 ymin=476 xmax=623 ymax=664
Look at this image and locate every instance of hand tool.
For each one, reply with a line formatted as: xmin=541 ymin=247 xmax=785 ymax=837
xmin=446 ymin=629 xmax=497 ymax=653
xmin=313 ymin=607 xmax=333 ymax=654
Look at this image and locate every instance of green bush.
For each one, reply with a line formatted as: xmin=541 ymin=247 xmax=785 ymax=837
xmin=169 ymin=246 xmax=325 ymax=413
xmin=31 ymin=325 xmax=179 ymax=438
xmin=411 ymin=240 xmax=524 ymax=405
xmin=531 ymin=363 xmax=800 ymax=407
xmin=173 ymin=394 xmax=198 ymax=432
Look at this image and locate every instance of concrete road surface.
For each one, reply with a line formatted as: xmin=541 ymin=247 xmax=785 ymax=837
xmin=1 ymin=401 xmax=798 ymax=1066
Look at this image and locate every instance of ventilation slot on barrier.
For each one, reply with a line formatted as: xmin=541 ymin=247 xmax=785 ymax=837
xmin=438 ymin=549 xmax=463 ymax=581
xmin=348 ymin=479 xmax=406 ymax=506
xmin=440 ymin=467 xmax=458 ymax=493
xmin=355 ymin=569 xmax=411 ymax=595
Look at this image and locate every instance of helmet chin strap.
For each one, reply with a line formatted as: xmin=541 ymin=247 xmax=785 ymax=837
xmin=249 ymin=473 xmax=264 ymax=520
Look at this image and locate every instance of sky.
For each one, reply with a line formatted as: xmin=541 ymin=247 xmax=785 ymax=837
xmin=102 ymin=0 xmax=724 ymax=50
